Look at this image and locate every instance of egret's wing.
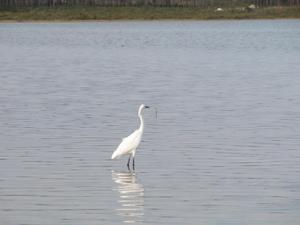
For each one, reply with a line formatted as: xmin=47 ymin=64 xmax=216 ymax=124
xmin=111 ymin=130 xmax=140 ymax=159
xmin=121 ymin=130 xmax=138 ymax=143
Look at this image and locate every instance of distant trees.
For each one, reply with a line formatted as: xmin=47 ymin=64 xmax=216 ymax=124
xmin=0 ymin=0 xmax=299 ymax=8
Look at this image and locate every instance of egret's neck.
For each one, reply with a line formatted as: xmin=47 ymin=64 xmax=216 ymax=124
xmin=138 ymin=109 xmax=144 ymax=132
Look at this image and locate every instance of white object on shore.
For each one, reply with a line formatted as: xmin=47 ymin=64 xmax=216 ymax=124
xmin=248 ymin=4 xmax=256 ymax=9
xmin=215 ymin=8 xmax=224 ymax=12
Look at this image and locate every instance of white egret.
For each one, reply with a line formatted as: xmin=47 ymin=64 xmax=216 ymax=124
xmin=111 ymin=104 xmax=150 ymax=169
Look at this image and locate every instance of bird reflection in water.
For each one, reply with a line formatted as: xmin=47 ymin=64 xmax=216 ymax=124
xmin=112 ymin=170 xmax=144 ymax=224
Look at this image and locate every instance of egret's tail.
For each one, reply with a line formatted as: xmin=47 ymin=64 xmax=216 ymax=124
xmin=111 ymin=151 xmax=119 ymax=160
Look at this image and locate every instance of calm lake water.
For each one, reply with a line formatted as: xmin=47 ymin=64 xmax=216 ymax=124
xmin=0 ymin=20 xmax=300 ymax=225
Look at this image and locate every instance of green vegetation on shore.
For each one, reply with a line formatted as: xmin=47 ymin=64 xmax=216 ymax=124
xmin=0 ymin=6 xmax=300 ymax=21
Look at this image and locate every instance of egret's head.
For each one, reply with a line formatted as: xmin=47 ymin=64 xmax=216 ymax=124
xmin=139 ymin=104 xmax=150 ymax=114
xmin=140 ymin=104 xmax=150 ymax=109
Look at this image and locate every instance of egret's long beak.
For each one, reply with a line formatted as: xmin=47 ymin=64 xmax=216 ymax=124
xmin=145 ymin=106 xmax=150 ymax=109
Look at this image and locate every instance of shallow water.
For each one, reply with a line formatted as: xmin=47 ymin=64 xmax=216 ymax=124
xmin=0 ymin=20 xmax=300 ymax=225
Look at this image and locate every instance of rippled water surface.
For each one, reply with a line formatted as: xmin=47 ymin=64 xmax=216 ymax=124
xmin=1 ymin=20 xmax=300 ymax=225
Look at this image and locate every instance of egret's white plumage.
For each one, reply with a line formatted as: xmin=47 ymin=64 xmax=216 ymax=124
xmin=111 ymin=104 xmax=149 ymax=169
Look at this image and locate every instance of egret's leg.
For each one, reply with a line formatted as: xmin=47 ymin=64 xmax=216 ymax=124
xmin=127 ymin=156 xmax=131 ymax=170
xmin=133 ymin=157 xmax=135 ymax=170
xmin=132 ymin=150 xmax=136 ymax=170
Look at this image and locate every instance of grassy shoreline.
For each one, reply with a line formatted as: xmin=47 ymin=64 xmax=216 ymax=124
xmin=0 ymin=6 xmax=300 ymax=21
